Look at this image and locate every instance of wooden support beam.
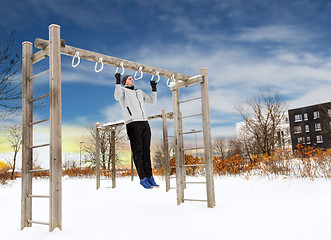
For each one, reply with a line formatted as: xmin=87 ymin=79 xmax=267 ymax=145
xmin=96 ymin=123 xmax=100 ymax=190
xmin=170 ymin=75 xmax=204 ymax=90
xmin=200 ymin=68 xmax=215 ymax=208
xmin=111 ymin=128 xmax=116 ymax=188
xmin=21 ymin=41 xmax=33 ymax=230
xmin=49 ymin=24 xmax=62 ymax=232
xmin=162 ymin=109 xmax=170 ymax=192
xmin=32 ymin=46 xmax=49 ymax=64
xmin=34 ymin=38 xmax=192 ymax=81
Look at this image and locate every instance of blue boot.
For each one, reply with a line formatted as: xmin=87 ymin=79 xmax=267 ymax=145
xmin=140 ymin=177 xmax=153 ymax=189
xmin=147 ymin=176 xmax=159 ymax=188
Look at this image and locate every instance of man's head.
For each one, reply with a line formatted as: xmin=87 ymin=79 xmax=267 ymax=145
xmin=122 ymin=75 xmax=134 ymax=87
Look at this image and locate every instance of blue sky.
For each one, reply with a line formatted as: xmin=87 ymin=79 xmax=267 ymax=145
xmin=1 ymin=0 xmax=331 ymax=146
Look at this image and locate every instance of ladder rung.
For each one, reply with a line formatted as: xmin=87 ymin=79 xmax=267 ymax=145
xmin=29 ymin=69 xmax=49 ymax=80
xmin=170 ymin=176 xmax=176 ymax=179
xmin=179 ymin=97 xmax=201 ymax=104
xmin=29 ymin=93 xmax=50 ymax=102
xmin=186 ymin=181 xmax=206 ymax=184
xmin=183 ymin=164 xmax=205 ymax=167
xmin=29 ymin=118 xmax=49 ymax=126
xmin=28 ymin=195 xmax=49 ymax=198
xmin=169 ymin=166 xmax=176 ymax=169
xmin=29 ymin=169 xmax=49 ymax=173
xmin=100 ymin=178 xmax=111 ymax=181
xmin=181 ymin=113 xmax=202 ymax=119
xmin=184 ymin=199 xmax=207 ymax=202
xmin=28 ymin=220 xmax=49 ymax=225
xmin=168 ymin=135 xmax=174 ymax=138
xmin=100 ymin=170 xmax=111 ymax=172
xmin=29 ymin=143 xmax=50 ymax=149
xmin=182 ymin=146 xmax=204 ymax=151
xmin=169 ymin=187 xmax=177 ymax=189
xmin=182 ymin=130 xmax=203 ymax=135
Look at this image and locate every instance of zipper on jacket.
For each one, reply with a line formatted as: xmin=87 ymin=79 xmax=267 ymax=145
xmin=127 ymin=107 xmax=132 ymax=116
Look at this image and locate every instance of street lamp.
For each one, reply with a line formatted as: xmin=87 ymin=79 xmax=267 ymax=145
xmin=80 ymin=141 xmax=84 ymax=168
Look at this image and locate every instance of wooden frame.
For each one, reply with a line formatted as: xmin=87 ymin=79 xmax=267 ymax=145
xmin=95 ymin=111 xmax=173 ymax=190
xmin=21 ymin=24 xmax=216 ymax=233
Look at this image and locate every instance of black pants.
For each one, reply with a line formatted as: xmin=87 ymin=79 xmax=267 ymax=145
xmin=126 ymin=121 xmax=152 ymax=180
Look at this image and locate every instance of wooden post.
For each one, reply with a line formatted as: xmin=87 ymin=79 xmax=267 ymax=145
xmin=200 ymin=68 xmax=215 ymax=208
xmin=111 ymin=128 xmax=116 ymax=188
xmin=172 ymin=89 xmax=184 ymax=204
xmin=49 ymin=24 xmax=62 ymax=231
xmin=21 ymin=41 xmax=33 ymax=229
xmin=96 ymin=123 xmax=100 ymax=190
xmin=162 ymin=109 xmax=170 ymax=192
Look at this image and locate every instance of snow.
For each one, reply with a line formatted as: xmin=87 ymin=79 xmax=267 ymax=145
xmin=1 ymin=176 xmax=331 ymax=240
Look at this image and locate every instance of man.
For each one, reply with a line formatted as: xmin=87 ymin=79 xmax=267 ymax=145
xmin=114 ymin=73 xmax=159 ymax=189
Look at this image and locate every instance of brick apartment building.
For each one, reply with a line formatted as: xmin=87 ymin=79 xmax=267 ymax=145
xmin=288 ymin=101 xmax=331 ymax=150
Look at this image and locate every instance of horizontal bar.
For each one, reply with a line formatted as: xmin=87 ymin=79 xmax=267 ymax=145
xmin=182 ymin=146 xmax=204 ymax=151
xmin=102 ymin=112 xmax=174 ymax=129
xmin=179 ymin=97 xmax=201 ymax=104
xmin=170 ymin=75 xmax=204 ymax=90
xmin=32 ymin=46 xmax=49 ymax=64
xmin=29 ymin=169 xmax=49 ymax=173
xmin=169 ymin=187 xmax=177 ymax=189
xmin=100 ymin=170 xmax=111 ymax=172
xmin=169 ymin=166 xmax=176 ymax=169
xmin=170 ymin=176 xmax=177 ymax=179
xmin=29 ymin=69 xmax=49 ymax=80
xmin=29 ymin=118 xmax=49 ymax=126
xmin=184 ymin=199 xmax=207 ymax=202
xmin=29 ymin=143 xmax=50 ymax=149
xmin=182 ymin=130 xmax=203 ymax=135
xmin=28 ymin=195 xmax=49 ymax=198
xmin=183 ymin=164 xmax=205 ymax=167
xmin=28 ymin=220 xmax=49 ymax=225
xmin=181 ymin=113 xmax=202 ymax=119
xmin=29 ymin=93 xmax=50 ymax=102
xmin=185 ymin=182 xmax=206 ymax=184
xmin=35 ymin=38 xmax=192 ymax=81
xmin=100 ymin=178 xmax=111 ymax=181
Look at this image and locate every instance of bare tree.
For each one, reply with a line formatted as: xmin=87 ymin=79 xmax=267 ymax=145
xmin=0 ymin=28 xmax=21 ymax=119
xmin=6 ymin=123 xmax=22 ymax=179
xmin=236 ymin=91 xmax=287 ymax=157
xmin=84 ymin=123 xmax=126 ymax=169
xmin=212 ymin=137 xmax=227 ymax=159
xmin=152 ymin=140 xmax=173 ymax=169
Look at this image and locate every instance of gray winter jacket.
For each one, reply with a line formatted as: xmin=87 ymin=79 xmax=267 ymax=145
xmin=114 ymin=84 xmax=157 ymax=124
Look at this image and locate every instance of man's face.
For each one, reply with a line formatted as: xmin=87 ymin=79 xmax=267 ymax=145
xmin=125 ymin=76 xmax=134 ymax=87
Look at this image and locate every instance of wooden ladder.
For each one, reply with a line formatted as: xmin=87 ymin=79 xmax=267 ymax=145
xmin=21 ymin=24 xmax=62 ymax=232
xmin=171 ymin=68 xmax=215 ymax=208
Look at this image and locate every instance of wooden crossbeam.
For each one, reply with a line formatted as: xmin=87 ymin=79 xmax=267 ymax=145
xmin=34 ymin=38 xmax=192 ymax=81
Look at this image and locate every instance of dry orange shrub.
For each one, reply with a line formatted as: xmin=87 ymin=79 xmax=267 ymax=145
xmin=0 ymin=166 xmax=12 ymax=185
xmin=62 ymin=167 xmax=95 ymax=178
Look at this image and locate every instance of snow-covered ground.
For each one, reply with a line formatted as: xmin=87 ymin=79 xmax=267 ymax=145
xmin=1 ymin=176 xmax=330 ymax=240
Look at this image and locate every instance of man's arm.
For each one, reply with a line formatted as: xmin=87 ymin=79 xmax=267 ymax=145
xmin=143 ymin=80 xmax=157 ymax=104
xmin=114 ymin=73 xmax=124 ymax=101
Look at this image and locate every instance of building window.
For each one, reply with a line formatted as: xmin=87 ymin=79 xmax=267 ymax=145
xmin=294 ymin=126 xmax=302 ymax=134
xmin=315 ymin=123 xmax=321 ymax=131
xmin=306 ymin=136 xmax=311 ymax=144
xmin=328 ymin=109 xmax=331 ymax=116
xmin=305 ymin=125 xmax=309 ymax=132
xmin=313 ymin=111 xmax=320 ymax=119
xmin=298 ymin=137 xmax=304 ymax=144
xmin=295 ymin=114 xmax=302 ymax=122
xmin=329 ymin=122 xmax=331 ymax=129
xmin=304 ymin=113 xmax=308 ymax=121
xmin=316 ymin=135 xmax=323 ymax=143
